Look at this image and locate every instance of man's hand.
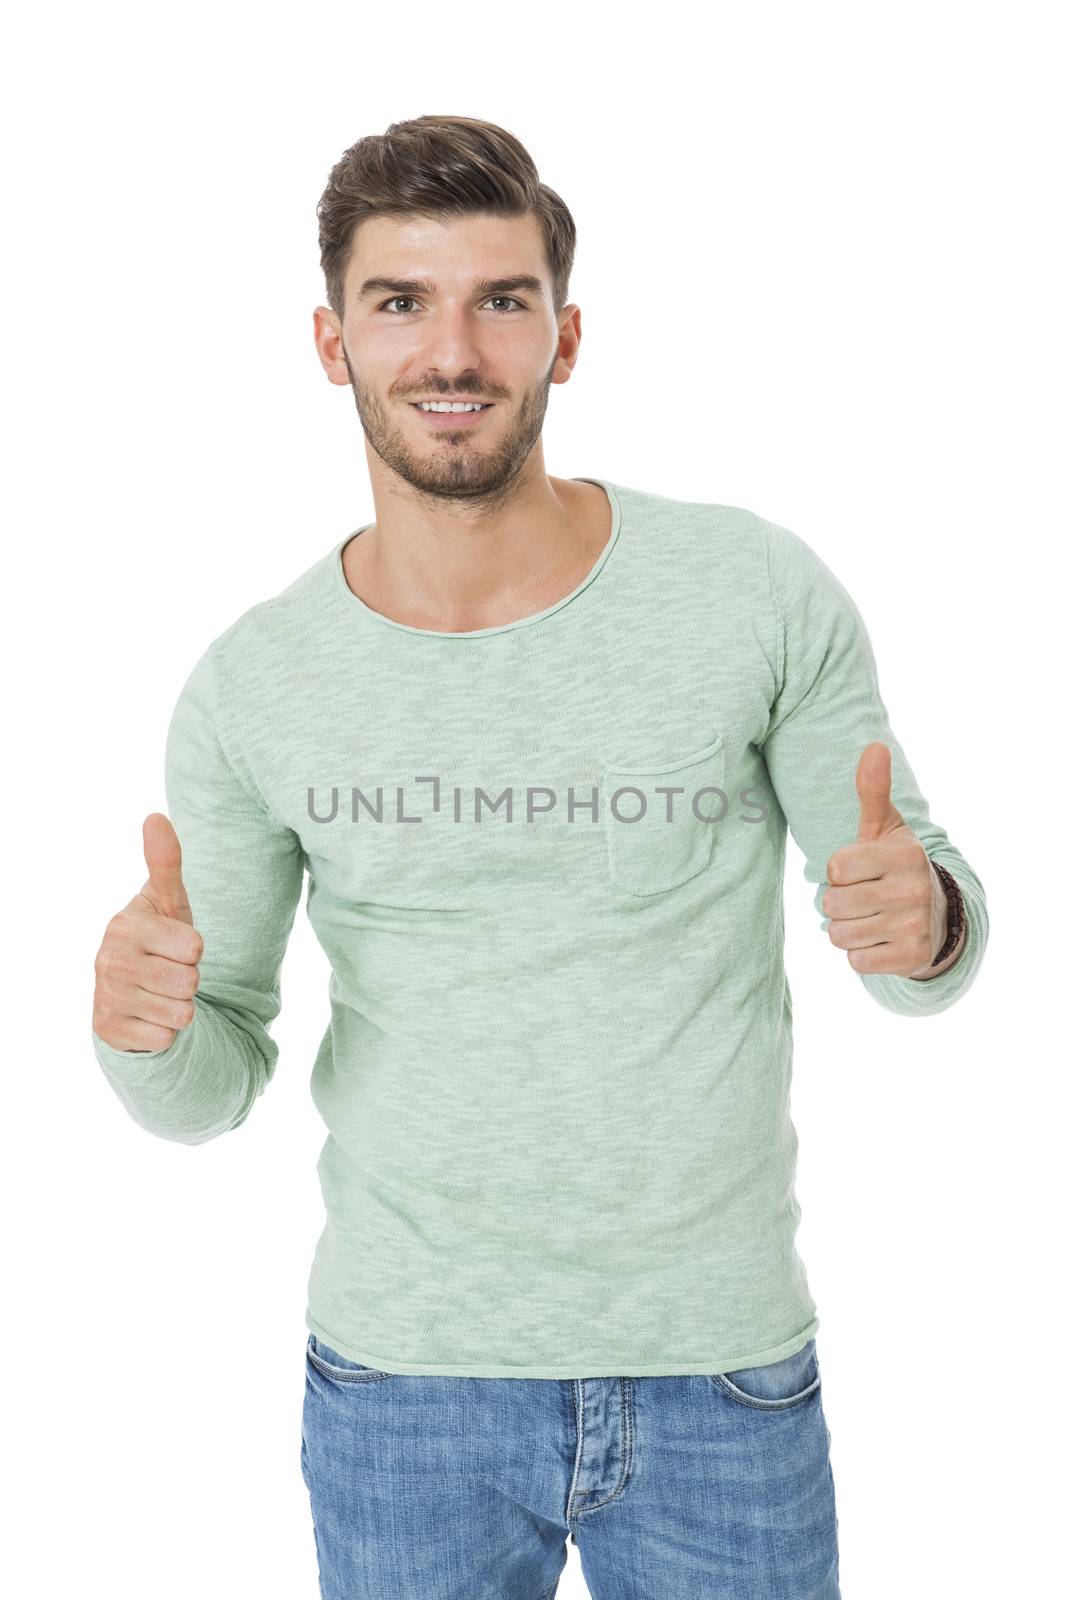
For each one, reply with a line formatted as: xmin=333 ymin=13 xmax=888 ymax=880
xmin=92 ymin=813 xmax=204 ymax=1051
xmin=822 ymin=742 xmax=956 ymax=981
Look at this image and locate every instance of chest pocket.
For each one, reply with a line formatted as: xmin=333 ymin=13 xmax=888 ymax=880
xmin=602 ymin=733 xmax=726 ymax=896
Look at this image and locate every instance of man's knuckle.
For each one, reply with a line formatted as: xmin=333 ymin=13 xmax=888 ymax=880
xmin=104 ymin=945 xmax=130 ymax=978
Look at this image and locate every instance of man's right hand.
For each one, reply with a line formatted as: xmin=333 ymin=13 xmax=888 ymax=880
xmin=92 ymin=813 xmax=204 ymax=1052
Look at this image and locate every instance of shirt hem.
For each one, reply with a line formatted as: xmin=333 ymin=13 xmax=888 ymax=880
xmin=304 ymin=1310 xmax=820 ymax=1378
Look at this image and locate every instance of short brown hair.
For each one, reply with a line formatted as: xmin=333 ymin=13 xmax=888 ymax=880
xmin=316 ymin=115 xmax=577 ymax=324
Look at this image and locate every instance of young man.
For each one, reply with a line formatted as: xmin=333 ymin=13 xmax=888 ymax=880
xmin=91 ymin=115 xmax=987 ymax=1600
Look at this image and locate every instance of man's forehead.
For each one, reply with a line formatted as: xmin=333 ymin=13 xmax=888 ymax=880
xmin=346 ymin=211 xmax=548 ymax=290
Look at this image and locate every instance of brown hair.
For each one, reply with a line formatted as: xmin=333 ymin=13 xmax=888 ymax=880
xmin=316 ymin=115 xmax=577 ymax=324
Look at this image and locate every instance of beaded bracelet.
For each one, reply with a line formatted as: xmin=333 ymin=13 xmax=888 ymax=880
xmin=929 ymin=859 xmax=966 ymax=967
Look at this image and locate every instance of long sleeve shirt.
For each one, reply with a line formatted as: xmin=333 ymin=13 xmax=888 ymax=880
xmin=91 ymin=476 xmax=989 ymax=1377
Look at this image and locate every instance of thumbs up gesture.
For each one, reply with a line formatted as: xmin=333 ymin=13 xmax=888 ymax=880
xmin=822 ymin=743 xmax=952 ymax=980
xmin=92 ymin=813 xmax=205 ymax=1051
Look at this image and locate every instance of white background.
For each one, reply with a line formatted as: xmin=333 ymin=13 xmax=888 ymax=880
xmin=3 ymin=2 xmax=1060 ymax=1595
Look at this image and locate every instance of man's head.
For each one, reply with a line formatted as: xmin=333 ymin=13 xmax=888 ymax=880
xmin=312 ymin=116 xmax=580 ymax=504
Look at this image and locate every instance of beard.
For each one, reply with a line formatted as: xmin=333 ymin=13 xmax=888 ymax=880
xmin=341 ymin=346 xmax=556 ymax=510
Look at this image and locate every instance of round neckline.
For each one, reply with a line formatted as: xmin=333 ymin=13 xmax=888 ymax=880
xmin=331 ymin=477 xmax=622 ymax=639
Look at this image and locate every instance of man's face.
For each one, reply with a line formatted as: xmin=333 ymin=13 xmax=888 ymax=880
xmin=322 ymin=212 xmax=576 ymax=501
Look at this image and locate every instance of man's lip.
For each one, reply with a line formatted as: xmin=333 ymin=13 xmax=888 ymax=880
xmin=408 ymin=400 xmax=495 ymax=407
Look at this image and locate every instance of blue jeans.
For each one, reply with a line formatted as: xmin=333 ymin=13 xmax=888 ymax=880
xmin=301 ymin=1332 xmax=841 ymax=1599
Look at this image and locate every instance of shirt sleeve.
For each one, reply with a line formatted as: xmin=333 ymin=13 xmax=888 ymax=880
xmin=757 ymin=517 xmax=989 ymax=1018
xmin=91 ymin=643 xmax=305 ymax=1142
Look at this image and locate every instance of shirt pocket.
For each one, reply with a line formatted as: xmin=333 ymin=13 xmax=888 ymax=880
xmin=601 ymin=732 xmax=726 ymax=897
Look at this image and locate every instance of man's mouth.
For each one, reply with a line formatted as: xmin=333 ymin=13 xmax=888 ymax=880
xmin=410 ymin=401 xmax=495 ymax=429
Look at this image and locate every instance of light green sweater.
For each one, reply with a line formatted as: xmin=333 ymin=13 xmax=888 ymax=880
xmin=92 ymin=477 xmax=988 ymax=1377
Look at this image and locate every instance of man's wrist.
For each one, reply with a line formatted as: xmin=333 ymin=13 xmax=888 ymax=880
xmin=910 ymin=912 xmax=967 ymax=978
xmin=909 ymin=861 xmax=967 ymax=980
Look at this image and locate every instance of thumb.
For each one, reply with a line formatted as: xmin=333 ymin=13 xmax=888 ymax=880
xmin=855 ymin=741 xmax=906 ymax=842
xmin=141 ymin=812 xmax=193 ymax=924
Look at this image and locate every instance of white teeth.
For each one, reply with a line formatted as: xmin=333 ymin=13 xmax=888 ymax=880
xmin=417 ymin=401 xmax=486 ymax=412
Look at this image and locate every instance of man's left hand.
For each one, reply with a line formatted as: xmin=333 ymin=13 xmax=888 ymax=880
xmin=822 ymin=742 xmax=953 ymax=980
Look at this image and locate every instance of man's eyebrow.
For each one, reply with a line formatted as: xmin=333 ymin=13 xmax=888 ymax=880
xmin=357 ymin=274 xmax=546 ymax=303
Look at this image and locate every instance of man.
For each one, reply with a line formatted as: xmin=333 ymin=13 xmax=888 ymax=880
xmin=91 ymin=115 xmax=987 ymax=1600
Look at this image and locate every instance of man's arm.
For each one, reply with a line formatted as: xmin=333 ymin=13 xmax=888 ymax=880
xmin=91 ymin=645 xmax=305 ymax=1143
xmin=757 ymin=517 xmax=989 ymax=1018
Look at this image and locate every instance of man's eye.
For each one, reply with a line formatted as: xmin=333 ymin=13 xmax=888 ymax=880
xmin=377 ymin=296 xmax=524 ymax=316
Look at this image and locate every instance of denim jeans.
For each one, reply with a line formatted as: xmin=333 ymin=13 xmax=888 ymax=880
xmin=301 ymin=1331 xmax=841 ymax=1599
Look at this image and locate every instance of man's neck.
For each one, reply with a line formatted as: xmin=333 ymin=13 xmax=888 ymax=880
xmin=340 ymin=476 xmax=612 ymax=633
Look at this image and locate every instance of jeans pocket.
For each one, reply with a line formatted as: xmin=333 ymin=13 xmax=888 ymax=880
xmin=709 ymin=1337 xmax=822 ymax=1410
xmin=602 ymin=733 xmax=726 ymax=896
xmin=306 ymin=1331 xmax=394 ymax=1383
